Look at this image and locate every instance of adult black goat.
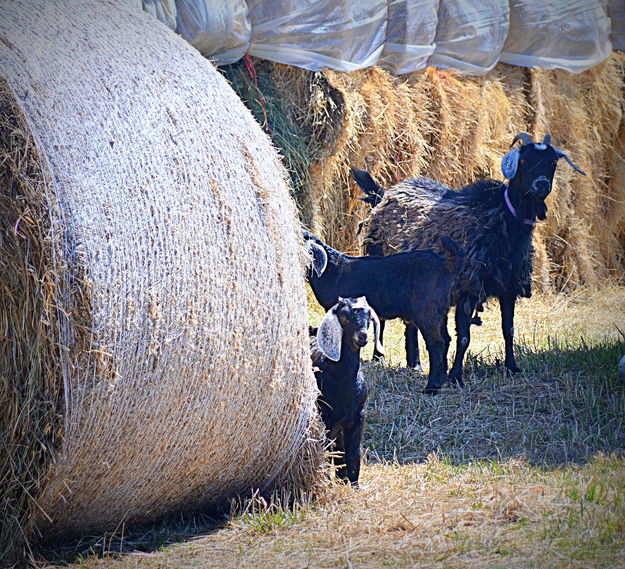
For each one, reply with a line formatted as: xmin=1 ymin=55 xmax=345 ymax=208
xmin=355 ymin=132 xmax=586 ymax=386
xmin=304 ymin=230 xmax=475 ymax=393
xmin=310 ymin=296 xmax=381 ymax=485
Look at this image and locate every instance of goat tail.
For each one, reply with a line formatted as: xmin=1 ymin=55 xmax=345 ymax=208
xmin=351 ymin=166 xmax=386 ymax=207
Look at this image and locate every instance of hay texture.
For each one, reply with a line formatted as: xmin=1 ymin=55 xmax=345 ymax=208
xmin=226 ymin=54 xmax=625 ymax=288
xmin=0 ymin=0 xmax=323 ymax=563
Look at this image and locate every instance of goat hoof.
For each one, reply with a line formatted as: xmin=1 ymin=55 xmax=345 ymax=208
xmin=449 ymin=377 xmax=464 ymax=388
xmin=448 ymin=373 xmax=464 ymax=387
xmin=423 ymin=385 xmax=440 ymax=395
xmin=506 ymin=363 xmax=521 ymax=374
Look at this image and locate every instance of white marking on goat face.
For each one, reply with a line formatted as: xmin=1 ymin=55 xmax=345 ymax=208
xmin=340 ymin=296 xmax=371 ymax=349
xmin=531 ymin=175 xmax=551 ymax=196
xmin=534 ymin=143 xmax=547 ymax=151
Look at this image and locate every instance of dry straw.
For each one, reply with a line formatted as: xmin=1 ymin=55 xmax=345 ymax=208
xmin=0 ymin=0 xmax=324 ymax=564
xmin=228 ymin=54 xmax=625 ymax=287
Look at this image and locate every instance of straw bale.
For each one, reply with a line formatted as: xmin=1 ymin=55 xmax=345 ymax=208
xmin=0 ymin=0 xmax=323 ymax=563
xmin=302 ymin=67 xmax=433 ymax=251
xmin=528 ymin=53 xmax=625 ymax=289
xmin=225 ymin=54 xmax=625 ymax=289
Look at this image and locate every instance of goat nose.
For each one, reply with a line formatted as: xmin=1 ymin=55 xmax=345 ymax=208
xmin=355 ymin=332 xmax=369 ymax=347
xmin=532 ymin=177 xmax=551 ymax=198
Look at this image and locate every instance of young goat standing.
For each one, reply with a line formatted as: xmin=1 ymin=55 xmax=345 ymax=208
xmin=305 ymin=230 xmax=476 ymax=393
xmin=310 ymin=296 xmax=383 ymax=485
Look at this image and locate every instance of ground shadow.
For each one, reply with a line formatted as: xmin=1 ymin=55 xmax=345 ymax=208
xmin=31 ymin=507 xmax=229 ymax=567
xmin=362 ymin=337 xmax=625 ymax=469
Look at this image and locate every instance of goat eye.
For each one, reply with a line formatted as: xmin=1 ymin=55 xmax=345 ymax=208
xmin=519 ymin=159 xmax=525 ymax=165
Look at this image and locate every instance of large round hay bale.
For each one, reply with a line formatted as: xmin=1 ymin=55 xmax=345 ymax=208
xmin=0 ymin=0 xmax=321 ymax=563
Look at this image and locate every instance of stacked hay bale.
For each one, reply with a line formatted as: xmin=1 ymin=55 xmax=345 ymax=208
xmin=223 ymin=53 xmax=625 ymax=290
xmin=0 ymin=0 xmax=323 ymax=564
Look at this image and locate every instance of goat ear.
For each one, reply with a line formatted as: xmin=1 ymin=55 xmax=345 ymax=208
xmin=317 ymin=308 xmax=342 ymax=361
xmin=308 ymin=242 xmax=328 ymax=277
xmin=555 ymin=150 xmax=587 ymax=176
xmin=501 ymin=148 xmax=520 ymax=180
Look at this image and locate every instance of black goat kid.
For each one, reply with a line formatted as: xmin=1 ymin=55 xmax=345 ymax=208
xmin=304 ymin=230 xmax=473 ymax=393
xmin=310 ymin=296 xmax=382 ymax=485
xmin=356 ymin=132 xmax=586 ymax=385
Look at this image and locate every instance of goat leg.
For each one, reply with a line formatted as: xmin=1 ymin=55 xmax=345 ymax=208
xmin=441 ymin=317 xmax=452 ymax=372
xmin=332 ymin=428 xmax=348 ymax=481
xmin=342 ymin=411 xmax=365 ymax=486
xmin=405 ymin=323 xmax=423 ymax=371
xmin=422 ymin=328 xmax=448 ymax=394
xmin=449 ymin=295 xmax=476 ymax=386
xmin=372 ymin=319 xmax=386 ymax=362
xmin=500 ymin=295 xmax=521 ymax=373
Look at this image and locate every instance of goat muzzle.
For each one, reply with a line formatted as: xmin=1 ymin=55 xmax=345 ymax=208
xmin=530 ymin=176 xmax=551 ymax=199
xmin=354 ymin=332 xmax=369 ymax=348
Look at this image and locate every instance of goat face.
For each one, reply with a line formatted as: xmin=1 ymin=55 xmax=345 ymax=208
xmin=317 ymin=296 xmax=384 ymax=361
xmin=517 ymin=143 xmax=559 ymax=201
xmin=502 ymin=137 xmax=558 ymax=202
xmin=502 ymin=132 xmax=586 ymax=212
xmin=336 ymin=297 xmax=372 ymax=350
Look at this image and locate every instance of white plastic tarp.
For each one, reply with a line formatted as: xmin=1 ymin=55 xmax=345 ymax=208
xmin=379 ymin=0 xmax=440 ymax=75
xmin=501 ymin=0 xmax=613 ymax=73
xmin=428 ymin=0 xmax=510 ymax=75
xmin=609 ymin=0 xmax=625 ymax=50
xmin=174 ymin=0 xmax=250 ymax=63
xmin=126 ymin=0 xmax=615 ymax=75
xmin=143 ymin=0 xmax=177 ymax=30
xmin=246 ymin=0 xmax=388 ymax=72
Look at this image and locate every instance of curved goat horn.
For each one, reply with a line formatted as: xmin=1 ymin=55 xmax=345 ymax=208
xmin=510 ymin=132 xmax=534 ymax=147
xmin=542 ymin=133 xmax=552 ymax=145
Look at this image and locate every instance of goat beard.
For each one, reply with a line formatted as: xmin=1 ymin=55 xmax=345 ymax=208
xmin=536 ymin=201 xmax=548 ymax=221
xmin=521 ymin=198 xmax=548 ymax=222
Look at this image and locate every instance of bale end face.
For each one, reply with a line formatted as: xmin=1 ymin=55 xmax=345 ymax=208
xmin=0 ymin=79 xmax=65 ymax=567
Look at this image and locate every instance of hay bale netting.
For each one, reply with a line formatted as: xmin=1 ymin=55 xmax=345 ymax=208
xmin=0 ymin=0 xmax=323 ymax=563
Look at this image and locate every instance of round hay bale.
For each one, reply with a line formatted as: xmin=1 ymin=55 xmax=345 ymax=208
xmin=0 ymin=0 xmax=322 ymax=562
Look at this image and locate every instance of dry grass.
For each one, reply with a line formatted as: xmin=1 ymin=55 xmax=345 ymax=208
xmin=0 ymin=79 xmax=65 ymax=567
xmin=34 ymin=286 xmax=625 ymax=569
